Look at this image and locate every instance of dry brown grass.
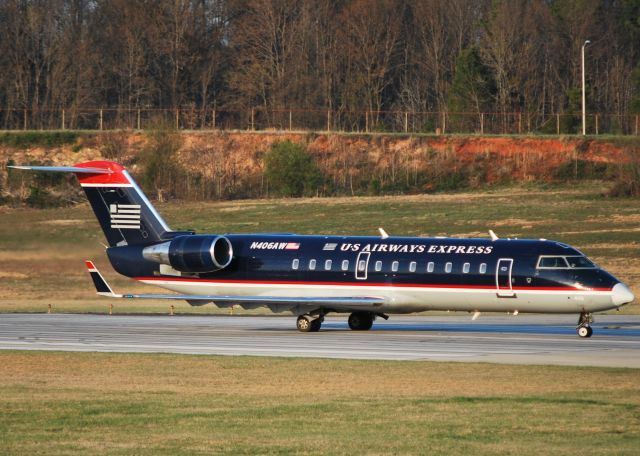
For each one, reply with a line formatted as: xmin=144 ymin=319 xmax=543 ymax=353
xmin=2 ymin=352 xmax=638 ymax=400
xmin=1 ymin=352 xmax=639 ymax=455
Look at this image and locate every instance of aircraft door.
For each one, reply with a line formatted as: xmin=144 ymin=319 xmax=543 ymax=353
xmin=496 ymin=258 xmax=516 ymax=297
xmin=355 ymin=252 xmax=370 ymax=280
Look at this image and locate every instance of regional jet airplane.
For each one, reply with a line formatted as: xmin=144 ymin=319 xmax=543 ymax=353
xmin=11 ymin=161 xmax=635 ymax=337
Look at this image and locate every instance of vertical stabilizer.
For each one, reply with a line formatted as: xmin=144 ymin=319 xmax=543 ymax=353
xmin=10 ymin=161 xmax=174 ymax=247
xmin=75 ymin=161 xmax=172 ymax=246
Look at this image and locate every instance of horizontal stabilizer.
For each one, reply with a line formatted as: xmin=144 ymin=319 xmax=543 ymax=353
xmin=9 ymin=165 xmax=113 ymax=174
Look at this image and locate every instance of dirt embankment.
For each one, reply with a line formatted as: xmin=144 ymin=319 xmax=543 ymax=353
xmin=1 ymin=131 xmax=638 ymax=199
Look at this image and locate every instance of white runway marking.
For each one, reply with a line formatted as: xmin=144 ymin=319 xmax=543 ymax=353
xmin=0 ymin=314 xmax=639 ymax=367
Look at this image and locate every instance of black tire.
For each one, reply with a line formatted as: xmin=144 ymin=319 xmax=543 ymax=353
xmin=348 ymin=312 xmax=374 ymax=331
xmin=310 ymin=318 xmax=322 ymax=332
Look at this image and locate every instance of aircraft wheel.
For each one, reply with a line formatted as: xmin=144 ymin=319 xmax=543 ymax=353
xmin=577 ymin=326 xmax=593 ymax=338
xmin=296 ymin=316 xmax=312 ymax=332
xmin=348 ymin=312 xmax=374 ymax=331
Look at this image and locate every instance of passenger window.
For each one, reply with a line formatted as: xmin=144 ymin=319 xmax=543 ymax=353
xmin=409 ymin=261 xmax=417 ymax=272
xmin=375 ymin=261 xmax=382 ymax=272
xmin=392 ymin=261 xmax=399 ymax=272
xmin=358 ymin=260 xmax=366 ymax=272
xmin=463 ymin=263 xmax=470 ymax=274
xmin=445 ymin=262 xmax=452 ymax=273
xmin=341 ymin=260 xmax=349 ymax=271
xmin=479 ymin=263 xmax=487 ymax=274
xmin=292 ymin=259 xmax=299 ymax=270
xmin=427 ymin=262 xmax=434 ymax=273
xmin=309 ymin=259 xmax=316 ymax=270
xmin=325 ymin=259 xmax=332 ymax=270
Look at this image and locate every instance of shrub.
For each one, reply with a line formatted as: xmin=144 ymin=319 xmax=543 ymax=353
xmin=264 ymin=140 xmax=322 ymax=197
xmin=0 ymin=131 xmax=79 ymax=148
xmin=139 ymin=120 xmax=185 ymax=201
xmin=607 ymin=151 xmax=640 ymax=197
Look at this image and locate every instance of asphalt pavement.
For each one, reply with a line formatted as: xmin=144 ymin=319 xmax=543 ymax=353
xmin=1 ymin=313 xmax=639 ymax=367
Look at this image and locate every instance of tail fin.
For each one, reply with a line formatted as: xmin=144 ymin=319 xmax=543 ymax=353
xmin=10 ymin=161 xmax=181 ymax=247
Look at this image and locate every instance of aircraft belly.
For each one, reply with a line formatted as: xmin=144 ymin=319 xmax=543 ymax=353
xmin=141 ymin=280 xmax=617 ymax=314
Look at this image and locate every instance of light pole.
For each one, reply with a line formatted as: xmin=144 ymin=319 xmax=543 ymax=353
xmin=581 ymin=39 xmax=591 ymax=136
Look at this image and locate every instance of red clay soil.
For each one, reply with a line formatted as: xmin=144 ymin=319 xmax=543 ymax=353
xmin=1 ymin=131 xmax=637 ymax=187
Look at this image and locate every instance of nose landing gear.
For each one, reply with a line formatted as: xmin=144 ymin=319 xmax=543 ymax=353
xmin=577 ymin=312 xmax=593 ymax=338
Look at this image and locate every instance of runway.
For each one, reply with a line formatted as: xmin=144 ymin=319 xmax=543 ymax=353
xmin=1 ymin=313 xmax=639 ymax=367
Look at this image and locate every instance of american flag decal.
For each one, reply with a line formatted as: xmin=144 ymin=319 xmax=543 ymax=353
xmin=285 ymin=242 xmax=300 ymax=250
xmin=323 ymin=243 xmax=337 ymax=251
xmin=110 ymin=204 xmax=141 ymax=229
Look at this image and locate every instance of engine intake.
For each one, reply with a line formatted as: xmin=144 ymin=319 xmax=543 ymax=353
xmin=143 ymin=235 xmax=233 ymax=273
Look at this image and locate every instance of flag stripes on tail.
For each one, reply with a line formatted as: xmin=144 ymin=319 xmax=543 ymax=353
xmin=110 ymin=204 xmax=141 ymax=229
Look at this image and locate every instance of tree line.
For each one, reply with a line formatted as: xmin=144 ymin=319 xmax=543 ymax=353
xmin=1 ymin=0 xmax=639 ymax=133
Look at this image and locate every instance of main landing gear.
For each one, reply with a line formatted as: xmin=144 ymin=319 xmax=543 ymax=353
xmin=348 ymin=311 xmax=375 ymax=331
xmin=295 ymin=311 xmax=387 ymax=332
xmin=577 ymin=312 xmax=593 ymax=338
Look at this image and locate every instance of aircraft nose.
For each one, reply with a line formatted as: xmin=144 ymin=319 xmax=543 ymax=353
xmin=612 ymin=283 xmax=635 ymax=307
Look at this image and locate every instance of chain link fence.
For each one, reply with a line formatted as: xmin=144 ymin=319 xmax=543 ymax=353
xmin=1 ymin=107 xmax=638 ymax=135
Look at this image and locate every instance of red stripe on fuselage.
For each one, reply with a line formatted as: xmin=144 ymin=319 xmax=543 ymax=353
xmin=133 ymin=276 xmax=612 ymax=292
xmin=74 ymin=161 xmax=130 ymax=186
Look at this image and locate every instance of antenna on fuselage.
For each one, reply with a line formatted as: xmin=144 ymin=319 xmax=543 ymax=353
xmin=488 ymin=230 xmax=499 ymax=241
xmin=378 ymin=227 xmax=389 ymax=239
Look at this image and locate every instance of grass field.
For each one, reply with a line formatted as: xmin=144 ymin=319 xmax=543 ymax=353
xmin=0 ymin=351 xmax=638 ymax=455
xmin=1 ymin=186 xmax=639 ymax=454
xmin=0 ymin=182 xmax=638 ymax=314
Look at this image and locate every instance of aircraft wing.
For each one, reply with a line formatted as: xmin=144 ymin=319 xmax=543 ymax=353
xmin=85 ymin=261 xmax=385 ymax=309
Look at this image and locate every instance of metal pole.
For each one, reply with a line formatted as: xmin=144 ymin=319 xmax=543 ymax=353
xmin=557 ymin=113 xmax=560 ymax=135
xmin=595 ymin=114 xmax=599 ymax=135
xmin=581 ymin=40 xmax=591 ymax=136
xmin=480 ymin=113 xmax=484 ymax=135
xmin=137 ymin=109 xmax=141 ymax=130
xmin=212 ymin=109 xmax=216 ymax=129
xmin=61 ymin=109 xmax=65 ymax=130
xmin=518 ymin=112 xmax=522 ymax=134
xmin=327 ymin=110 xmax=331 ymax=132
xmin=289 ymin=111 xmax=292 ymax=131
xmin=99 ymin=109 xmax=103 ymax=131
xmin=404 ymin=111 xmax=408 ymax=133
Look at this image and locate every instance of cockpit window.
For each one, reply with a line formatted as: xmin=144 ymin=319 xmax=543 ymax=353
xmin=537 ymin=256 xmax=569 ymax=268
xmin=565 ymin=256 xmax=596 ymax=268
xmin=537 ymin=255 xmax=596 ymax=269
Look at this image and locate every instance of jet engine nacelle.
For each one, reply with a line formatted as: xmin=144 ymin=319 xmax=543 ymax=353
xmin=142 ymin=235 xmax=233 ymax=273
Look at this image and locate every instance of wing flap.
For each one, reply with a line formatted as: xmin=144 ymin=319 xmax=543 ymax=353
xmin=121 ymin=292 xmax=384 ymax=306
xmin=85 ymin=260 xmax=385 ymax=307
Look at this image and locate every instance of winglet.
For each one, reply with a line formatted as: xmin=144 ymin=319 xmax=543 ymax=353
xmin=378 ymin=227 xmax=389 ymax=239
xmin=488 ymin=230 xmax=499 ymax=241
xmin=85 ymin=261 xmax=122 ymax=297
